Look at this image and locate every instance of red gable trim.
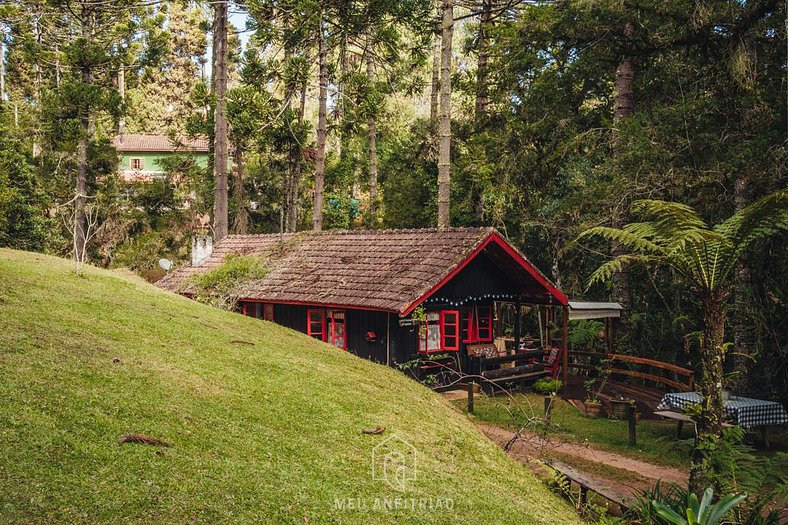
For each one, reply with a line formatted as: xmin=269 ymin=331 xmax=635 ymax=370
xmin=400 ymin=231 xmax=568 ymax=316
xmin=239 ymin=298 xmax=396 ymax=313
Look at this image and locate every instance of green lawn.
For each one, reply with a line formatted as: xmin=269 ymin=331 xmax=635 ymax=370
xmin=456 ymin=392 xmax=694 ymax=469
xmin=0 ymin=249 xmax=582 ymax=525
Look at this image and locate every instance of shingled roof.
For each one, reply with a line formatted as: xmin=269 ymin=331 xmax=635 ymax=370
xmin=156 ymin=228 xmax=567 ymax=314
xmin=112 ymin=134 xmax=209 ymax=153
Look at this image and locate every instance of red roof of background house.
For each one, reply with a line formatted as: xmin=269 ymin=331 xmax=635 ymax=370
xmin=112 ymin=134 xmax=209 ymax=153
xmin=156 ymin=228 xmax=568 ymax=314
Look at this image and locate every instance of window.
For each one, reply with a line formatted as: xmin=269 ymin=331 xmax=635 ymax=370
xmin=307 ymin=308 xmax=346 ymax=349
xmin=418 ymin=312 xmax=441 ymax=353
xmin=440 ymin=310 xmax=460 ymax=350
xmin=262 ymin=303 xmax=274 ymax=321
xmin=462 ymin=305 xmax=494 ymax=344
xmin=328 ymin=310 xmax=346 ymax=349
xmin=418 ymin=310 xmax=460 ymax=353
xmin=307 ymin=309 xmax=326 ymax=341
xmin=130 ymin=157 xmax=144 ymax=170
xmin=241 ymin=302 xmax=274 ymax=321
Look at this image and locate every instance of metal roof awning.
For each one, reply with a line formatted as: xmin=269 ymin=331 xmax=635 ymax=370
xmin=568 ymin=301 xmax=623 ymax=320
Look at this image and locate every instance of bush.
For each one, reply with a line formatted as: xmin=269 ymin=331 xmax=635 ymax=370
xmin=534 ymin=378 xmax=563 ymax=395
xmin=191 ymin=254 xmax=268 ymax=310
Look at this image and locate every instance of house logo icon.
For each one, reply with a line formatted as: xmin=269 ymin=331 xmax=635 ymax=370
xmin=371 ymin=434 xmax=417 ymax=491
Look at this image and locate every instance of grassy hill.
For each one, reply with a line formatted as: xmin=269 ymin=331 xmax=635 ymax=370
xmin=0 ymin=249 xmax=581 ymax=524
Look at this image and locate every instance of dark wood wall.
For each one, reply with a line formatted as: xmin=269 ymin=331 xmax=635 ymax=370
xmin=433 ymin=253 xmax=521 ymax=300
xmin=247 ymin=303 xmax=414 ymax=365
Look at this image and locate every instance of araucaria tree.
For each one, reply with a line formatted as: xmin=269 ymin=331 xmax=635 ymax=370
xmin=579 ymin=192 xmax=788 ymax=492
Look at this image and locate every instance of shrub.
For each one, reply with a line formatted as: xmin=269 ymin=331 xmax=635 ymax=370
xmin=191 ymin=254 xmax=268 ymax=310
xmin=534 ymin=378 xmax=563 ymax=395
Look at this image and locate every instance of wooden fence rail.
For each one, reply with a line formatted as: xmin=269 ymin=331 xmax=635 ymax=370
xmin=567 ymin=351 xmax=695 ymax=392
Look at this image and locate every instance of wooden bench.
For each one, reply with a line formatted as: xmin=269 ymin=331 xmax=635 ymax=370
xmin=548 ymin=460 xmax=631 ymax=510
xmin=654 ymin=410 xmax=733 ymax=438
xmin=478 ymin=355 xmax=548 ymax=394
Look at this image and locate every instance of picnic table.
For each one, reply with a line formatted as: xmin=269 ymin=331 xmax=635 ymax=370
xmin=657 ymin=392 xmax=788 ymax=445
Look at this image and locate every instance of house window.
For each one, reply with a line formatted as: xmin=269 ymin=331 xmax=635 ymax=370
xmin=328 ymin=310 xmax=346 ymax=349
xmin=262 ymin=303 xmax=274 ymax=321
xmin=130 ymin=157 xmax=144 ymax=170
xmin=418 ymin=312 xmax=441 ymax=353
xmin=241 ymin=302 xmax=274 ymax=321
xmin=462 ymin=305 xmax=493 ymax=343
xmin=418 ymin=310 xmax=460 ymax=353
xmin=440 ymin=310 xmax=460 ymax=350
xmin=307 ymin=308 xmax=346 ymax=349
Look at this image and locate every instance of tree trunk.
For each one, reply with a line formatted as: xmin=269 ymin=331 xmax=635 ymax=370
xmin=437 ymin=0 xmax=453 ymax=230
xmin=232 ymin=145 xmax=248 ymax=234
xmin=75 ymin=114 xmax=88 ymax=263
xmin=429 ymin=3 xmax=441 ymax=124
xmin=613 ymin=22 xmax=636 ymax=125
xmin=732 ymin=177 xmax=753 ymax=391
xmin=118 ymin=63 xmax=125 ymax=139
xmin=610 ymin=20 xmax=635 ymax=347
xmin=312 ymin=16 xmax=328 ymax=232
xmin=471 ymin=0 xmax=492 ymax=223
xmin=0 ymin=38 xmax=5 ymax=102
xmin=689 ymin=292 xmax=726 ymax=494
xmin=74 ymin=62 xmax=91 ymax=265
xmin=367 ymin=52 xmax=378 ymax=219
xmin=474 ymin=0 xmax=491 ymax=122
xmin=213 ymin=0 xmax=229 ymax=240
xmin=336 ymin=31 xmax=348 ymax=160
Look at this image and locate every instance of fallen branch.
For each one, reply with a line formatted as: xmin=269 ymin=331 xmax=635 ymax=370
xmin=118 ymin=433 xmax=171 ymax=447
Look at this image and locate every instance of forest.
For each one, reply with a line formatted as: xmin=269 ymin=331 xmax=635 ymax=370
xmin=1 ymin=0 xmax=786 ymax=441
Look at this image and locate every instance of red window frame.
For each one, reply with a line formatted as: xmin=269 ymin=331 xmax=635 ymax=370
xmin=328 ymin=309 xmax=347 ymax=350
xmin=418 ymin=312 xmax=441 ymax=354
xmin=475 ymin=305 xmax=493 ymax=342
xmin=439 ymin=310 xmax=460 ymax=351
xmin=461 ymin=305 xmax=493 ymax=344
xmin=307 ymin=309 xmax=326 ymax=341
xmin=307 ymin=309 xmax=346 ymax=349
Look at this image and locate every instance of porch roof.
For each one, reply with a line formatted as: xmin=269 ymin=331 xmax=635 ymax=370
xmin=567 ymin=301 xmax=623 ymax=320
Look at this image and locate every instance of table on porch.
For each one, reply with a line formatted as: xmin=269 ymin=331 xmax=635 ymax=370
xmin=656 ymin=392 xmax=788 ymax=444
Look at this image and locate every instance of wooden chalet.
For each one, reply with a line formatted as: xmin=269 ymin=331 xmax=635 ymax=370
xmin=157 ymin=228 xmax=571 ymax=385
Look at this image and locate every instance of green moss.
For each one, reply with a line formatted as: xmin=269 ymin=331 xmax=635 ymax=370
xmin=190 ymin=253 xmax=269 ymax=309
xmin=0 ymin=249 xmax=582 ymax=525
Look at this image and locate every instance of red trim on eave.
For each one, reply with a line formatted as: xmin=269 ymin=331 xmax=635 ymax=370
xmin=400 ymin=231 xmax=567 ymax=316
xmin=488 ymin=231 xmax=569 ymax=305
xmin=238 ymin=298 xmax=396 ymax=313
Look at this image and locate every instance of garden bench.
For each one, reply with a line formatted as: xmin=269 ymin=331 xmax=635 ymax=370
xmin=548 ymin=460 xmax=631 ymax=511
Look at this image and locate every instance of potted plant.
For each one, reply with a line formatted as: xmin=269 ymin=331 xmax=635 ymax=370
xmin=610 ymin=394 xmax=636 ymax=420
xmin=534 ymin=378 xmax=563 ymax=425
xmin=583 ymin=367 xmax=611 ymax=418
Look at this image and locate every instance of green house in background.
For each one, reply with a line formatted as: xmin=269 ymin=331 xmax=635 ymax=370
xmin=111 ymin=134 xmax=210 ymax=182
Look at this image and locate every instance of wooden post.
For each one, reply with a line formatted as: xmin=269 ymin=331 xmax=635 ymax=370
xmin=544 ymin=395 xmax=552 ymax=426
xmin=544 ymin=306 xmax=551 ymax=345
xmin=513 ymin=298 xmax=521 ymax=354
xmin=467 ymin=382 xmax=474 ymax=414
xmin=562 ymin=306 xmax=569 ymax=382
xmin=628 ymin=403 xmax=637 ymax=447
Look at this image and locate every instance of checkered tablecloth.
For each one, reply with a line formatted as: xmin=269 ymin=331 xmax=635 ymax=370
xmin=657 ymin=392 xmax=788 ymax=429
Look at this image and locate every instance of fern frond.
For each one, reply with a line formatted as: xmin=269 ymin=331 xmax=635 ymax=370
xmin=585 ymin=254 xmax=654 ymax=290
xmin=577 ymin=226 xmax=665 ymax=255
xmin=632 ymin=199 xmax=710 ymax=233
xmin=716 ymin=189 xmax=788 ymax=253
